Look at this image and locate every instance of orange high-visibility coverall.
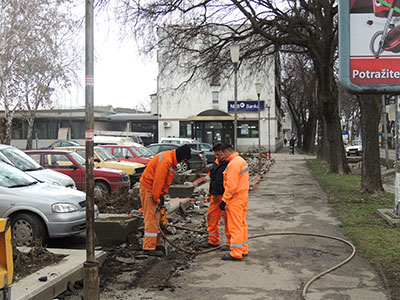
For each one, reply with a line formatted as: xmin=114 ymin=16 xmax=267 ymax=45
xmin=207 ymin=159 xmax=230 ymax=246
xmin=208 ymin=195 xmax=229 ymax=245
xmin=139 ymin=150 xmax=177 ymax=250
xmin=222 ymin=152 xmax=249 ymax=259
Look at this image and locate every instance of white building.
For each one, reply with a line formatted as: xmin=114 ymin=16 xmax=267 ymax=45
xmin=152 ymin=27 xmax=284 ymax=153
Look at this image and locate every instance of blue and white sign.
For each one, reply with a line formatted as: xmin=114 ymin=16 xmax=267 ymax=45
xmin=228 ymin=101 xmax=265 ymax=112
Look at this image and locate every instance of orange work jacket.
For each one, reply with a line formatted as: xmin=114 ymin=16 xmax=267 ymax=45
xmin=222 ymin=152 xmax=249 ymax=203
xmin=140 ymin=149 xmax=177 ymax=202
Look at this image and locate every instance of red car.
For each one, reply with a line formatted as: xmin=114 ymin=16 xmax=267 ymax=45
xmin=25 ymin=150 xmax=130 ymax=194
xmin=99 ymin=144 xmax=153 ymax=165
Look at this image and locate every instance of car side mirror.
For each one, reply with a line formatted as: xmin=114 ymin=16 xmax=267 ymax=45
xmin=94 ymin=158 xmax=100 ymax=163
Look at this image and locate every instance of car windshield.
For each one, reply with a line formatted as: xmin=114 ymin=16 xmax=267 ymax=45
xmin=129 ymin=146 xmax=144 ymax=157
xmin=1 ymin=147 xmax=42 ymax=171
xmin=131 ymin=146 xmax=153 ymax=157
xmin=95 ymin=147 xmax=118 ymax=161
xmin=141 ymin=147 xmax=155 ymax=156
xmin=200 ymin=143 xmax=212 ymax=151
xmin=352 ymin=140 xmax=362 ymax=146
xmin=70 ymin=152 xmax=85 ymax=167
xmin=0 ymin=162 xmax=37 ymax=188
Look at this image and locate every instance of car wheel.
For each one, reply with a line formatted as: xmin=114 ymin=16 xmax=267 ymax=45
xmin=176 ymin=161 xmax=190 ymax=173
xmin=11 ymin=212 xmax=47 ymax=246
xmin=94 ymin=181 xmax=110 ymax=196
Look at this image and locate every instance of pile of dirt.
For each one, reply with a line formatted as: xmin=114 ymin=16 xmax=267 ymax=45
xmin=13 ymin=240 xmax=65 ymax=281
xmin=59 ymin=202 xmax=210 ymax=299
xmin=95 ymin=187 xmax=141 ymax=214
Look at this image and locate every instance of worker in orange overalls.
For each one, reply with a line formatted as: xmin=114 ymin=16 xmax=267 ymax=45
xmin=219 ymin=144 xmax=249 ymax=261
xmin=139 ymin=144 xmax=191 ymax=256
xmin=202 ymin=142 xmax=230 ymax=249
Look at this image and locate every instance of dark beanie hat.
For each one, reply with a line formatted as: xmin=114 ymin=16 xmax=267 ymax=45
xmin=176 ymin=144 xmax=191 ymax=161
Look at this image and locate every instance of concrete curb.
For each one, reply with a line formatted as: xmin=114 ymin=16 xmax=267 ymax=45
xmin=12 ymin=248 xmax=106 ymax=300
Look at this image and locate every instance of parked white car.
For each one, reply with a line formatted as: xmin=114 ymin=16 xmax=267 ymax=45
xmin=159 ymin=137 xmax=197 ymax=144
xmin=0 ymin=161 xmax=97 ymax=246
xmin=345 ymin=140 xmax=362 ymax=156
xmin=0 ymin=144 xmax=76 ymax=188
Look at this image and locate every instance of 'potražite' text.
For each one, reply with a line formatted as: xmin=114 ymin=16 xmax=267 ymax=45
xmin=352 ymin=69 xmax=400 ymax=79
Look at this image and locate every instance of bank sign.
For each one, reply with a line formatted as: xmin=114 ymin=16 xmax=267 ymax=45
xmin=339 ymin=0 xmax=400 ymax=93
xmin=228 ymin=101 xmax=265 ymax=112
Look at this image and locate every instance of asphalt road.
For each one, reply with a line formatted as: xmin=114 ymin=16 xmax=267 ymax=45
xmin=380 ymin=147 xmax=396 ymax=160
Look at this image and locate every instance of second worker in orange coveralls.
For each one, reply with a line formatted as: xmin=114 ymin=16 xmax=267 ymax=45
xmin=219 ymin=144 xmax=250 ymax=261
xmin=139 ymin=144 xmax=192 ymax=256
xmin=202 ymin=142 xmax=230 ymax=249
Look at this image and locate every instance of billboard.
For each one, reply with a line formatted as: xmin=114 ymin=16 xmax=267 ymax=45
xmin=339 ymin=0 xmax=400 ymax=93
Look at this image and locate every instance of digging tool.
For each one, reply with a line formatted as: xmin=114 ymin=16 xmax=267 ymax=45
xmin=157 ymin=196 xmax=168 ymax=254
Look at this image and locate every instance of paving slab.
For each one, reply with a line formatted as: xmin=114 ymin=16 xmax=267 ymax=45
xmin=12 ymin=248 xmax=106 ymax=300
xmin=377 ymin=208 xmax=400 ymax=226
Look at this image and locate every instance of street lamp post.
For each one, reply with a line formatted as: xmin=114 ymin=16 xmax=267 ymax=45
xmin=230 ymin=45 xmax=240 ymax=151
xmin=255 ymin=82 xmax=262 ymax=173
xmin=267 ymin=100 xmax=271 ymax=157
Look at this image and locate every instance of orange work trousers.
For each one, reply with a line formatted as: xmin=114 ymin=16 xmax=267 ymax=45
xmin=140 ymin=185 xmax=161 ymax=250
xmin=207 ymin=195 xmax=230 ymax=246
xmin=226 ymin=193 xmax=248 ymax=259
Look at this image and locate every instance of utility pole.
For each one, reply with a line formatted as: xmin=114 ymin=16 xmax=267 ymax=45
xmin=84 ymin=1 xmax=99 ymax=299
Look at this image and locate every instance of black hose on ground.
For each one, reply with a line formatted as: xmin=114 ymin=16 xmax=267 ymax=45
xmin=158 ymin=220 xmax=356 ymax=300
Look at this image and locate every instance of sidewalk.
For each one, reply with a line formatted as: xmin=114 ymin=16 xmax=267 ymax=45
xmin=102 ymin=153 xmax=390 ymax=300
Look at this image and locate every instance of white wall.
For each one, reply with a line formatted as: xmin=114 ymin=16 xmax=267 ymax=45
xmin=156 ymin=52 xmax=276 ymax=151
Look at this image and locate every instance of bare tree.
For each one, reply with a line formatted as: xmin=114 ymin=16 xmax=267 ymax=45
xmin=0 ymin=0 xmax=80 ymax=147
xmin=111 ymin=0 xmax=349 ymax=173
xmin=281 ymin=52 xmax=318 ymax=154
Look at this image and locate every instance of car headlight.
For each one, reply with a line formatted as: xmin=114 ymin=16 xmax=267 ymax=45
xmin=52 ymin=203 xmax=79 ymax=213
xmin=52 ymin=181 xmax=62 ymax=186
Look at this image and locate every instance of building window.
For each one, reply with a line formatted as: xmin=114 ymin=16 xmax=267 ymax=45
xmin=212 ymin=91 xmax=219 ymax=105
xmin=179 ymin=121 xmax=192 ymax=138
xmin=237 ymin=121 xmax=258 ymax=138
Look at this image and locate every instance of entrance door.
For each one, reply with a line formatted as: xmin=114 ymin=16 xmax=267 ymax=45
xmin=193 ymin=121 xmax=233 ymax=146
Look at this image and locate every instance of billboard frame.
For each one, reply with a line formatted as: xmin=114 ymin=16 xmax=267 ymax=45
xmin=339 ymin=0 xmax=400 ymax=94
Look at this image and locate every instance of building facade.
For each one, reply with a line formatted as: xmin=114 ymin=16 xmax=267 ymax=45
xmin=153 ymin=30 xmax=283 ymax=152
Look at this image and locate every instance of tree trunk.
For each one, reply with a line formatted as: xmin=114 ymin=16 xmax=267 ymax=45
xmin=5 ymin=118 xmax=12 ymax=145
xmin=26 ymin=117 xmax=34 ymax=150
xmin=317 ymin=118 xmax=329 ymax=162
xmin=322 ymin=99 xmax=349 ymax=174
xmin=359 ymin=94 xmax=384 ymax=193
xmin=302 ymin=116 xmax=317 ymax=153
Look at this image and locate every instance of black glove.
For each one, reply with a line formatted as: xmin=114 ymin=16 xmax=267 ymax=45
xmin=219 ymin=201 xmax=226 ymax=211
xmin=159 ymin=195 xmax=165 ymax=206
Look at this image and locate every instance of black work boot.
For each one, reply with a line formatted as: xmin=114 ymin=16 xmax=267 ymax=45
xmin=156 ymin=245 xmax=166 ymax=253
xmin=143 ymin=249 xmax=164 ymax=257
xmin=221 ymin=253 xmax=242 ymax=261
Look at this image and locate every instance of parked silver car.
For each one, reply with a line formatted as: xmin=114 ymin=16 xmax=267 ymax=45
xmin=0 ymin=144 xmax=76 ymax=188
xmin=0 ymin=161 xmax=97 ymax=246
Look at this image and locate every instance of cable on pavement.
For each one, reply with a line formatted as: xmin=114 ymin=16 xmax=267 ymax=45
xmin=157 ymin=220 xmax=356 ymax=300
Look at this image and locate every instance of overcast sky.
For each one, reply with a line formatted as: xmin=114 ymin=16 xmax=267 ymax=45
xmin=65 ymin=4 xmax=158 ymax=111
xmin=93 ymin=20 xmax=158 ymax=111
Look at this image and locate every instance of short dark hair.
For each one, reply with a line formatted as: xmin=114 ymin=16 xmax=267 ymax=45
xmin=212 ymin=142 xmax=224 ymax=152
xmin=220 ymin=144 xmax=234 ymax=152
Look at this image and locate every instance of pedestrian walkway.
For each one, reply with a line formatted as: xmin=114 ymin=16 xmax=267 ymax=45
xmin=114 ymin=153 xmax=390 ymax=300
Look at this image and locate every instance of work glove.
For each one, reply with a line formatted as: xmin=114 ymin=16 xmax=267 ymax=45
xmin=219 ymin=201 xmax=226 ymax=211
xmin=158 ymin=195 xmax=165 ymax=207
